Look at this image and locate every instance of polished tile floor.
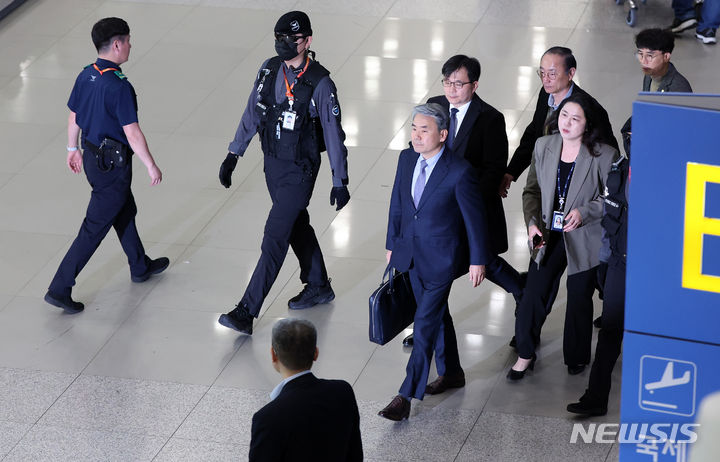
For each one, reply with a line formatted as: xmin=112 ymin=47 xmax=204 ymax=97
xmin=0 ymin=0 xmax=717 ymax=461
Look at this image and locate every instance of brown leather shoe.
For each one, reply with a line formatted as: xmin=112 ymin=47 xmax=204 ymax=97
xmin=378 ymin=395 xmax=410 ymax=421
xmin=424 ymin=372 xmax=466 ymax=395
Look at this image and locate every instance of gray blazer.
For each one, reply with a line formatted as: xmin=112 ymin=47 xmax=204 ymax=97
xmin=642 ymin=62 xmax=692 ymax=93
xmin=522 ymin=134 xmax=617 ymax=275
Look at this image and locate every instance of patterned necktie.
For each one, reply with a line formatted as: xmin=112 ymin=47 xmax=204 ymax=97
xmin=543 ymin=106 xmax=554 ymax=135
xmin=447 ymin=108 xmax=459 ymax=149
xmin=414 ymin=159 xmax=428 ymax=208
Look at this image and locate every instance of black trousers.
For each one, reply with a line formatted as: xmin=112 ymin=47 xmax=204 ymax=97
xmin=241 ymin=156 xmax=328 ymax=316
xmin=586 ymin=255 xmax=626 ymax=405
xmin=49 ymin=150 xmax=149 ymax=297
xmin=515 ymin=232 xmax=597 ymax=366
xmin=399 ymin=269 xmax=458 ymax=400
xmin=485 ymin=255 xmax=523 ymax=301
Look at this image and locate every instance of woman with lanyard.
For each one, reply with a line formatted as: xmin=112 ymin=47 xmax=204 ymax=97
xmin=508 ymin=92 xmax=618 ymax=380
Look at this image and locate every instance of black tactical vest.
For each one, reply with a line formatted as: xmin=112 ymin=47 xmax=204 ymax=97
xmin=254 ymin=56 xmax=329 ymax=162
xmin=601 ymin=156 xmax=629 ymax=258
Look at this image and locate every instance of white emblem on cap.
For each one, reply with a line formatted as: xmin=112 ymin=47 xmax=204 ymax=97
xmin=290 ymin=20 xmax=300 ymax=32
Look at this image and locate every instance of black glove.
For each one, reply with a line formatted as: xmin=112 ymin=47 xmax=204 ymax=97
xmin=219 ymin=153 xmax=239 ymax=188
xmin=330 ymin=186 xmax=350 ymax=211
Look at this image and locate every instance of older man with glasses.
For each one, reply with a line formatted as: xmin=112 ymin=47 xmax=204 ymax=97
xmin=499 ymin=46 xmax=617 ymax=199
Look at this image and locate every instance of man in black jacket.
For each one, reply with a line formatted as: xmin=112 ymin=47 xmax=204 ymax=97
xmin=250 ymin=318 xmax=362 ymax=461
xmin=498 ymin=46 xmax=617 ymax=198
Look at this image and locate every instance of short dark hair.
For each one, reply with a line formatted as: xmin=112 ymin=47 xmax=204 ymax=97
xmin=91 ymin=17 xmax=130 ymax=52
xmin=547 ymin=92 xmax=606 ymax=156
xmin=542 ymin=46 xmax=577 ymax=74
xmin=441 ymin=54 xmax=481 ymax=83
xmin=635 ymin=28 xmax=675 ymax=53
xmin=271 ymin=318 xmax=317 ymax=371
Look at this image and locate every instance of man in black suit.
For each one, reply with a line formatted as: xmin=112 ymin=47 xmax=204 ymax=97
xmin=498 ymin=46 xmax=617 ymax=198
xmin=378 ymin=103 xmax=491 ymax=421
xmin=401 ymin=56 xmax=524 ymax=378
xmin=249 ymin=318 xmax=362 ymax=461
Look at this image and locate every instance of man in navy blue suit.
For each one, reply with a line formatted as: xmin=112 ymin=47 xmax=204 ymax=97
xmin=378 ymin=103 xmax=491 ymax=421
xmin=402 ymin=55 xmax=524 ymax=359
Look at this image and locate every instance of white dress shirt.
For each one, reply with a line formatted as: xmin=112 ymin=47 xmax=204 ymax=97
xmin=269 ymin=370 xmax=313 ymax=401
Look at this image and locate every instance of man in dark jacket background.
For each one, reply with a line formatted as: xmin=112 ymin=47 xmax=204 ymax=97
xmin=249 ymin=318 xmax=362 ymax=461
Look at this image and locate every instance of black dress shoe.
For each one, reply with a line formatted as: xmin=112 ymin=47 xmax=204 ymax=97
xmin=507 ymin=354 xmax=536 ymax=381
xmin=288 ymin=280 xmax=335 ymax=310
xmin=508 ymin=336 xmax=517 ymax=348
xmin=378 ymin=395 xmax=410 ymax=421
xmin=425 ymin=372 xmax=465 ymax=395
xmin=593 ymin=316 xmax=602 ymax=328
xmin=567 ymin=364 xmax=586 ymax=375
xmin=567 ymin=395 xmax=608 ymax=416
xmin=218 ymin=304 xmax=254 ymax=334
xmin=402 ymin=333 xmax=414 ymax=347
xmin=131 ymin=257 xmax=170 ymax=283
xmin=44 ymin=291 xmax=84 ymax=314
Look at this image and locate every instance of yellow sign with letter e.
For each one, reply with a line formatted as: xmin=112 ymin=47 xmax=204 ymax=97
xmin=683 ymin=162 xmax=720 ymax=294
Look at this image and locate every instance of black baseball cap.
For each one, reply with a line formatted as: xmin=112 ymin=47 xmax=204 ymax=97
xmin=274 ymin=11 xmax=312 ymax=36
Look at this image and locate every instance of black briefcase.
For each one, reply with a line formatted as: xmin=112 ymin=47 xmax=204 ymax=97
xmin=368 ymin=265 xmax=417 ymax=345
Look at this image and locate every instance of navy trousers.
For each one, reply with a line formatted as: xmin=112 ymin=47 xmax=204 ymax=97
xmin=240 ymin=156 xmax=328 ymax=316
xmin=586 ymin=255 xmax=626 ymax=405
xmin=399 ymin=269 xmax=459 ymax=400
xmin=48 ymin=150 xmax=148 ymax=297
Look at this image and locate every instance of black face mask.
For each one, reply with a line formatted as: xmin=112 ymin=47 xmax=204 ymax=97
xmin=275 ymin=39 xmax=300 ymax=61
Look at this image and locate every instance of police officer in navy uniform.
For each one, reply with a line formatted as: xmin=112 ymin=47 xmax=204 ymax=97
xmin=44 ymin=17 xmax=169 ymax=313
xmin=218 ymin=11 xmax=350 ymax=335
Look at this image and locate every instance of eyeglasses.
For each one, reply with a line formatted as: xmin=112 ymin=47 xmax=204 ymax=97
xmin=441 ymin=79 xmax=472 ymax=89
xmin=536 ymin=69 xmax=560 ymax=80
xmin=635 ymin=50 xmax=661 ymax=62
xmin=275 ymin=33 xmax=306 ymax=43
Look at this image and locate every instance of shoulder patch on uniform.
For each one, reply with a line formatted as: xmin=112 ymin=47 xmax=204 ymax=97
xmin=113 ymin=70 xmax=126 ymax=80
xmin=332 ymin=104 xmax=340 ymax=116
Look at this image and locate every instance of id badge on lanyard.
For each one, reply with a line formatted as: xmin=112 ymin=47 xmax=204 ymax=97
xmin=280 ymin=57 xmax=310 ymax=133
xmin=282 ymin=110 xmax=297 ymax=130
xmin=552 ymin=162 xmax=575 ymax=231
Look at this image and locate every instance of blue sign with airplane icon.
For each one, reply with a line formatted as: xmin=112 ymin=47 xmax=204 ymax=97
xmin=639 ymin=356 xmax=696 ymax=417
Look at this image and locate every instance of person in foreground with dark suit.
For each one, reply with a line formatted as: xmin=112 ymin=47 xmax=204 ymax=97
xmin=249 ymin=318 xmax=362 ymax=461
xmin=379 ymin=103 xmax=491 ymax=421
xmin=401 ymin=56 xmax=523 ymax=361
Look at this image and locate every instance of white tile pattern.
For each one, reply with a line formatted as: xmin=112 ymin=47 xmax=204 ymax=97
xmin=0 ymin=0 xmax=717 ymax=460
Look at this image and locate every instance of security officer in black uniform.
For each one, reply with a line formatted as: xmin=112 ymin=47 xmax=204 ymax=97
xmin=566 ymin=122 xmax=631 ymax=416
xmin=218 ymin=11 xmax=350 ymax=335
xmin=44 ymin=17 xmax=169 ymax=313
